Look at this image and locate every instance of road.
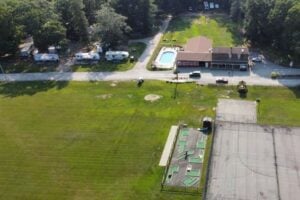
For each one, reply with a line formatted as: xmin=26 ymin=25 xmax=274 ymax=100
xmin=0 ymin=15 xmax=300 ymax=87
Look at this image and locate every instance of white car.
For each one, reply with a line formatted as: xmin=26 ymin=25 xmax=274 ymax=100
xmin=252 ymin=56 xmax=262 ymax=62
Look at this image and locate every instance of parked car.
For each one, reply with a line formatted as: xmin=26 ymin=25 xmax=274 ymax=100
xmin=216 ymin=77 xmax=228 ymax=84
xmin=239 ymin=65 xmax=248 ymax=71
xmin=189 ymin=71 xmax=201 ymax=78
xmin=252 ymin=56 xmax=262 ymax=62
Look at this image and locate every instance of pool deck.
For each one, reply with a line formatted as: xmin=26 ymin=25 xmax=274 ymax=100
xmin=154 ymin=47 xmax=178 ymax=69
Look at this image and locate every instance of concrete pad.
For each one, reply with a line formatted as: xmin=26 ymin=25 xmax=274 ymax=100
xmin=207 ymin=123 xmax=300 ymax=200
xmin=159 ymin=126 xmax=178 ymax=166
xmin=216 ymin=99 xmax=257 ymax=123
xmin=274 ymin=127 xmax=300 ymax=200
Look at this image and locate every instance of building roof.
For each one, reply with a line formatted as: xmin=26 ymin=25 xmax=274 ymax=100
xmin=212 ymin=47 xmax=249 ymax=55
xmin=176 ymin=52 xmax=212 ymax=62
xmin=184 ymin=36 xmax=212 ymax=53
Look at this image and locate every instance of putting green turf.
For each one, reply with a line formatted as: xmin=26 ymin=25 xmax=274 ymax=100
xmin=0 ymin=81 xmax=299 ymax=200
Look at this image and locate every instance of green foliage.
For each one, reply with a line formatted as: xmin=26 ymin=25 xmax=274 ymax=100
xmin=94 ymin=3 xmax=131 ymax=46
xmin=12 ymin=0 xmax=58 ymax=36
xmin=83 ymin=0 xmax=97 ymax=24
xmin=0 ymin=4 xmax=20 ymax=56
xmin=113 ymin=0 xmax=157 ymax=35
xmin=56 ymin=0 xmax=89 ymax=42
xmin=244 ymin=0 xmax=300 ymax=62
xmin=34 ymin=20 xmax=66 ymax=51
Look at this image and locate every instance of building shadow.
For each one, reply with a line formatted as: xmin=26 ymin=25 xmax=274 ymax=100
xmin=0 ymin=81 xmax=69 ymax=98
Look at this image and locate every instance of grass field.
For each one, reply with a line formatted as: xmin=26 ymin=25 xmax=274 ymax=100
xmin=147 ymin=13 xmax=244 ymax=70
xmin=74 ymin=42 xmax=146 ymax=72
xmin=0 ymin=81 xmax=299 ymax=200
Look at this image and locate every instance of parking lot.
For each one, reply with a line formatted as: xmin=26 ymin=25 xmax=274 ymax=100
xmin=206 ymin=99 xmax=300 ymax=200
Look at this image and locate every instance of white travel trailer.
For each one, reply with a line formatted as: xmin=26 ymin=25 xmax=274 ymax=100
xmin=34 ymin=54 xmax=59 ymax=62
xmin=75 ymin=52 xmax=100 ymax=63
xmin=105 ymin=51 xmax=129 ymax=61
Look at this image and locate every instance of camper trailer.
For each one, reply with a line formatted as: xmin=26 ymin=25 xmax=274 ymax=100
xmin=34 ymin=54 xmax=59 ymax=63
xmin=20 ymin=43 xmax=34 ymax=58
xmin=105 ymin=51 xmax=129 ymax=61
xmin=75 ymin=52 xmax=100 ymax=64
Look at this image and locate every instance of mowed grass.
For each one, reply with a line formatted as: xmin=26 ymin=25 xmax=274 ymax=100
xmin=0 ymin=81 xmax=299 ymax=200
xmin=74 ymin=42 xmax=146 ymax=72
xmin=163 ymin=14 xmax=244 ymax=47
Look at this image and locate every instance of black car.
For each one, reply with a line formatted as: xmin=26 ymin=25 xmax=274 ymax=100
xmin=216 ymin=77 xmax=228 ymax=84
xmin=189 ymin=71 xmax=201 ymax=78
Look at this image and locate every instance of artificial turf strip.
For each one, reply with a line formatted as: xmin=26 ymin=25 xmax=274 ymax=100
xmin=187 ymin=170 xmax=200 ymax=177
xmin=0 ymin=81 xmax=299 ymax=200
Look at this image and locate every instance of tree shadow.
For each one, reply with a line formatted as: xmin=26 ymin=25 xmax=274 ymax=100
xmin=0 ymin=81 xmax=69 ymax=98
xmin=288 ymin=86 xmax=300 ymax=99
xmin=1 ymin=60 xmax=58 ymax=73
xmin=209 ymin=14 xmax=244 ymax=46
xmin=167 ymin=15 xmax=194 ymax=33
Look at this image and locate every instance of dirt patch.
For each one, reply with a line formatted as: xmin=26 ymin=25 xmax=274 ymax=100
xmin=144 ymin=94 xmax=162 ymax=102
xmin=110 ymin=82 xmax=118 ymax=87
xmin=96 ymin=94 xmax=112 ymax=99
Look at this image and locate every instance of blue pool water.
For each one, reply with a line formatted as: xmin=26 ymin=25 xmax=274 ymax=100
xmin=159 ymin=51 xmax=176 ymax=65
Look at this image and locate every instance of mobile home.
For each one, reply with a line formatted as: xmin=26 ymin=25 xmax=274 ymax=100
xmin=105 ymin=51 xmax=129 ymax=61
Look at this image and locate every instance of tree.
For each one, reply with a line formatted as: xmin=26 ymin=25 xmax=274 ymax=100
xmin=0 ymin=5 xmax=21 ymax=56
xmin=114 ymin=0 xmax=156 ymax=35
xmin=12 ymin=0 xmax=58 ymax=36
xmin=267 ymin=0 xmax=294 ymax=49
xmin=284 ymin=2 xmax=300 ymax=60
xmin=56 ymin=0 xmax=89 ymax=42
xmin=33 ymin=20 xmax=66 ymax=51
xmin=230 ymin=0 xmax=246 ymax=22
xmin=94 ymin=4 xmax=131 ymax=46
xmin=244 ymin=0 xmax=274 ymax=46
xmin=83 ymin=0 xmax=97 ymax=24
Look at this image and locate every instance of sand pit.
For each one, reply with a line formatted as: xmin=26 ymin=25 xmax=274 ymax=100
xmin=144 ymin=94 xmax=162 ymax=102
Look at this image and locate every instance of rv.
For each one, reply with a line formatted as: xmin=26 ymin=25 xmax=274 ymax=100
xmin=105 ymin=51 xmax=129 ymax=61
xmin=75 ymin=52 xmax=100 ymax=63
xmin=34 ymin=54 xmax=59 ymax=63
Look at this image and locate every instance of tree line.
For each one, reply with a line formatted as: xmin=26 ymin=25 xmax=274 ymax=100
xmin=0 ymin=0 xmax=157 ymax=56
xmin=229 ymin=0 xmax=300 ymax=62
xmin=0 ymin=0 xmax=299 ymax=62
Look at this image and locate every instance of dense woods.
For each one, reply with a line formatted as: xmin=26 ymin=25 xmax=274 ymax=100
xmin=0 ymin=0 xmax=299 ymax=62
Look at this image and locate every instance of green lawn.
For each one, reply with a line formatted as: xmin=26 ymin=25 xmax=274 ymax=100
xmin=74 ymin=42 xmax=146 ymax=72
xmin=0 ymin=81 xmax=299 ymax=200
xmin=164 ymin=14 xmax=244 ymax=47
xmin=148 ymin=13 xmax=245 ymax=70
xmin=2 ymin=61 xmax=58 ymax=73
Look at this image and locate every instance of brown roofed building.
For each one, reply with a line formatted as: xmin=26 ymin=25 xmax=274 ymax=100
xmin=176 ymin=36 xmax=249 ymax=70
xmin=184 ymin=36 xmax=212 ymax=53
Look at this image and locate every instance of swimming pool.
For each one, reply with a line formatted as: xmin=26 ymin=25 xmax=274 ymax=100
xmin=159 ymin=51 xmax=176 ymax=65
xmin=155 ymin=47 xmax=178 ymax=69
